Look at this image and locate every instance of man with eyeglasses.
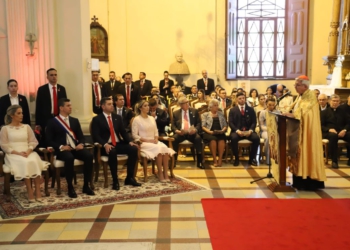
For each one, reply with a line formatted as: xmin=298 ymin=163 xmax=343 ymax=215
xmin=318 ymin=93 xmax=329 ymax=111
xmin=282 ymin=75 xmax=326 ymax=190
xmin=171 ymin=96 xmax=203 ymax=169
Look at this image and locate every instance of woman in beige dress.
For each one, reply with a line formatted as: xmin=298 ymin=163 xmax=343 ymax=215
xmin=132 ymin=100 xmax=175 ymax=182
xmin=0 ymin=105 xmax=47 ymax=202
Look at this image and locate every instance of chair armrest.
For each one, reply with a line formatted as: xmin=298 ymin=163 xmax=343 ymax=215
xmin=159 ymin=136 xmax=175 ymax=142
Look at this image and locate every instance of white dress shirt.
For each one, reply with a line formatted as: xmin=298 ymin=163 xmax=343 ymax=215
xmin=9 ymin=94 xmax=19 ymax=105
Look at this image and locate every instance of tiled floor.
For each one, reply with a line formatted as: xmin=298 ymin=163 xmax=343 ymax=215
xmin=1 ymin=157 xmax=350 ymax=250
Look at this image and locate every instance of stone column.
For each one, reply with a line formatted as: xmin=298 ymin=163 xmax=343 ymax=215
xmin=54 ymin=0 xmax=92 ymax=133
xmin=329 ymin=0 xmax=341 ymax=56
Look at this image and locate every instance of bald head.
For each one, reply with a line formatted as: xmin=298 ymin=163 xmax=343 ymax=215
xmin=277 ymin=84 xmax=284 ymax=92
xmin=318 ymin=94 xmax=328 ymax=108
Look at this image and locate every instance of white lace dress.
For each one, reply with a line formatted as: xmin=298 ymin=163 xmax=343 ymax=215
xmin=0 ymin=124 xmax=46 ymax=180
xmin=132 ymin=115 xmax=175 ymax=159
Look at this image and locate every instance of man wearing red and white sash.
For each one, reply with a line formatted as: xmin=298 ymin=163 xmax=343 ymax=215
xmin=46 ymin=98 xmax=95 ymax=198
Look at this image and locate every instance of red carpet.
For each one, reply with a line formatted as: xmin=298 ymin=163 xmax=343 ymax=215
xmin=202 ymin=198 xmax=350 ymax=250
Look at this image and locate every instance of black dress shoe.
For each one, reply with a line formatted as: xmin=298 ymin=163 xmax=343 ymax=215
xmin=68 ymin=188 xmax=77 ymax=198
xmin=112 ymin=181 xmax=120 ymax=190
xmin=82 ymin=186 xmax=95 ymax=195
xmin=124 ymin=178 xmax=141 ymax=186
xmin=233 ymin=159 xmax=239 ymax=166
xmin=249 ymin=159 xmax=258 ymax=166
xmin=332 ymin=162 xmax=339 ymax=169
xmin=197 ymin=164 xmax=205 ymax=169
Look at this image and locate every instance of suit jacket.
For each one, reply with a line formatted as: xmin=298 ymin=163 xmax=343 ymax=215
xmin=159 ymin=79 xmax=174 ymax=97
xmin=149 ymin=108 xmax=168 ymax=134
xmin=134 ymin=79 xmax=152 ymax=97
xmin=92 ymin=84 xmax=108 ymax=114
xmin=197 ymin=78 xmax=215 ymax=96
xmin=321 ymin=106 xmax=350 ymax=134
xmin=228 ymin=105 xmax=257 ymax=132
xmin=113 ymin=106 xmax=134 ymax=133
xmin=171 ymin=108 xmax=201 ymax=133
xmin=116 ymin=83 xmax=141 ymax=109
xmin=201 ymin=111 xmax=227 ymax=131
xmin=45 ymin=116 xmax=85 ymax=152
xmin=0 ymin=94 xmax=31 ymax=126
xmin=104 ymin=80 xmax=121 ymax=99
xmin=35 ymin=83 xmax=67 ymax=128
xmin=218 ymin=98 xmax=233 ymax=110
xmin=91 ymin=113 xmax=131 ymax=145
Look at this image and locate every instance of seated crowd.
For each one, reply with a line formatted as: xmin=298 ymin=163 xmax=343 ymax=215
xmin=1 ymin=69 xmax=349 ymax=202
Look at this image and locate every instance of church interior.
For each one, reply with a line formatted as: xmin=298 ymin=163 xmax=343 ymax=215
xmin=1 ymin=0 xmax=350 ymax=249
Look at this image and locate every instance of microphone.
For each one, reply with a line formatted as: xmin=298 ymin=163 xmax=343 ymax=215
xmin=277 ymin=91 xmax=291 ymax=102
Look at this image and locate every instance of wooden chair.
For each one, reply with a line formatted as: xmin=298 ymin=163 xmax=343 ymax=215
xmin=47 ymin=144 xmax=95 ymax=195
xmin=1 ymin=149 xmax=51 ymax=202
xmin=130 ymin=117 xmax=175 ymax=182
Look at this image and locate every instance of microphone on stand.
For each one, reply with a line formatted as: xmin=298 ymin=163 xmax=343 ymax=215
xmin=277 ymin=91 xmax=291 ymax=102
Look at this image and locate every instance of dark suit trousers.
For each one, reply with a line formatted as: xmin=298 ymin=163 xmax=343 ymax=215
xmin=56 ymin=148 xmax=93 ymax=187
xmin=102 ymin=142 xmax=138 ymax=182
xmin=323 ymin=132 xmax=350 ymax=162
xmin=230 ymin=132 xmax=260 ymax=160
xmin=173 ymin=133 xmax=202 ymax=154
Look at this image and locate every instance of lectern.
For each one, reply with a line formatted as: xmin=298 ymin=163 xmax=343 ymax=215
xmin=268 ymin=112 xmax=297 ymax=192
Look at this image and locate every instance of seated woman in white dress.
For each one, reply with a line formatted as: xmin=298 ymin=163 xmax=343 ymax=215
xmin=0 ymin=105 xmax=46 ymax=202
xmin=132 ymin=100 xmax=175 ymax=182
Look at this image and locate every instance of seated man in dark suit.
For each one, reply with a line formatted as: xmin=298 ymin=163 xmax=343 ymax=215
xmin=171 ymin=96 xmax=203 ymax=169
xmin=92 ymin=70 xmax=108 ymax=114
xmin=134 ymin=72 xmax=152 ymax=99
xmin=218 ymin=88 xmax=232 ymax=110
xmin=104 ymin=71 xmax=121 ymax=99
xmin=46 ymin=98 xmax=95 ymax=198
xmin=318 ymin=93 xmax=330 ymax=111
xmin=321 ymin=94 xmax=350 ymax=169
xmin=0 ymin=79 xmax=31 ymax=126
xmin=229 ymin=92 xmax=260 ymax=166
xmin=91 ymin=97 xmax=141 ymax=190
xmin=148 ymin=98 xmax=169 ymax=136
xmin=188 ymin=85 xmax=198 ymax=100
xmin=114 ymin=94 xmax=134 ymax=140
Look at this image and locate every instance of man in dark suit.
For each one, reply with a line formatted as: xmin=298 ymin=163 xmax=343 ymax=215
xmin=229 ymin=92 xmax=260 ymax=166
xmin=159 ymin=71 xmax=174 ymax=97
xmin=197 ymin=70 xmax=215 ymax=96
xmin=46 ymin=98 xmax=95 ymax=198
xmin=148 ymin=98 xmax=168 ymax=136
xmin=0 ymin=79 xmax=31 ymax=126
xmin=114 ymin=94 xmax=134 ymax=140
xmin=92 ymin=70 xmax=107 ymax=114
xmin=117 ymin=72 xmax=140 ymax=110
xmin=218 ymin=89 xmax=232 ymax=110
xmin=171 ymin=96 xmax=203 ymax=169
xmin=91 ymin=97 xmax=141 ymax=190
xmin=134 ymin=72 xmax=152 ymax=98
xmin=104 ymin=71 xmax=121 ymax=99
xmin=188 ymin=85 xmax=198 ymax=100
xmin=321 ymin=94 xmax=350 ymax=169
xmin=35 ymin=68 xmax=67 ymax=138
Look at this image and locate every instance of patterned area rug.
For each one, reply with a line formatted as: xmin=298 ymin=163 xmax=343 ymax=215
xmin=0 ymin=170 xmax=208 ymax=219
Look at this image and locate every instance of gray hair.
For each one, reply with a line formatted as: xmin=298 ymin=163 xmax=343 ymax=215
xmin=330 ymin=94 xmax=340 ymax=100
xmin=208 ymin=99 xmax=219 ymax=110
xmin=177 ymin=96 xmax=188 ymax=105
xmin=5 ymin=105 xmax=22 ymax=125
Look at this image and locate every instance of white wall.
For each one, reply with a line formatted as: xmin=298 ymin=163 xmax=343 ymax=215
xmin=0 ymin=0 xmax=10 ymax=94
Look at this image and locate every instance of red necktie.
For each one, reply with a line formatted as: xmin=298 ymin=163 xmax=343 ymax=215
xmin=53 ymin=86 xmax=58 ymax=115
xmin=94 ymin=83 xmax=100 ymax=106
xmin=107 ymin=116 xmax=116 ymax=146
xmin=183 ymin=111 xmax=189 ymax=130
xmin=241 ymin=106 xmax=245 ymax=116
xmin=126 ymin=85 xmax=131 ymax=108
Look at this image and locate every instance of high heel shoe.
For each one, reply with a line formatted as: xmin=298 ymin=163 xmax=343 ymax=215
xmin=165 ymin=178 xmax=171 ymax=182
xmin=28 ymin=199 xmax=36 ymax=203
xmin=36 ymin=198 xmax=44 ymax=203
